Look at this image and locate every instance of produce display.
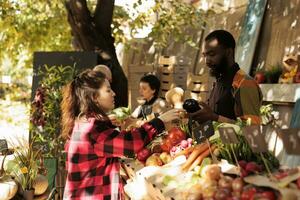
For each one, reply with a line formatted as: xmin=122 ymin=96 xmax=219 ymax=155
xmin=121 ymin=121 xmax=300 ymax=200
xmin=110 ymin=107 xmax=131 ymax=121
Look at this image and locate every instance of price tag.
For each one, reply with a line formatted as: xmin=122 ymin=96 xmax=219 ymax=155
xmin=278 ymin=128 xmax=300 ymax=155
xmin=218 ymin=127 xmax=239 ymax=144
xmin=0 ymin=139 xmax=8 ymax=153
xmin=242 ymin=125 xmax=268 ymax=153
xmin=193 ymin=120 xmax=214 ymax=143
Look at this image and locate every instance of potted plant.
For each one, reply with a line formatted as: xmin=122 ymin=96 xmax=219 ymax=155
xmin=0 ymin=140 xmax=18 ymax=200
xmin=5 ymin=136 xmax=42 ymax=200
xmin=264 ymin=64 xmax=283 ymax=83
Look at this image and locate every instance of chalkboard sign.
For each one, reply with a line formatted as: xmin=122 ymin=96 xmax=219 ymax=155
xmin=243 ymin=125 xmax=268 ymax=153
xmin=219 ymin=127 xmax=239 ymax=144
xmin=279 ymin=128 xmax=300 ymax=155
xmin=193 ymin=120 xmax=214 ymax=143
xmin=32 ymin=51 xmax=99 ymax=101
xmin=0 ymin=139 xmax=8 ymax=153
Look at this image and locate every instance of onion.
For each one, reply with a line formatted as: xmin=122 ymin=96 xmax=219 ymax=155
xmin=218 ymin=175 xmax=233 ymax=189
xmin=232 ymin=178 xmax=244 ymax=192
xmin=214 ymin=188 xmax=230 ymax=200
xmin=201 ymin=165 xmax=221 ymax=181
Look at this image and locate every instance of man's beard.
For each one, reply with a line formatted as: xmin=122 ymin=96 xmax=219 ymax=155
xmin=209 ymin=56 xmax=228 ymax=78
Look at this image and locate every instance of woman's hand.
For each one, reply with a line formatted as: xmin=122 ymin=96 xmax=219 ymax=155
xmin=108 ymin=114 xmax=123 ymax=127
xmin=158 ymin=108 xmax=185 ymax=123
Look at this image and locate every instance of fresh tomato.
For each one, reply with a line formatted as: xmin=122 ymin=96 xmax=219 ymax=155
xmin=167 ymin=127 xmax=186 ymax=145
xmin=160 ymin=138 xmax=173 ymax=152
xmin=136 ymin=148 xmax=151 ymax=162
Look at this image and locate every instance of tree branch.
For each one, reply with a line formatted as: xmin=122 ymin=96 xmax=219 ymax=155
xmin=65 ymin=0 xmax=96 ymax=50
xmin=94 ymin=0 xmax=114 ymax=39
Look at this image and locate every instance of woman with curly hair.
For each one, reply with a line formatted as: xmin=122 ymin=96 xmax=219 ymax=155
xmin=61 ymin=69 xmax=182 ymax=199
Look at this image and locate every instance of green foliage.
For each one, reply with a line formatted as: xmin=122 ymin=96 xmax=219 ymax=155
xmin=211 ymin=122 xmax=279 ymax=171
xmin=0 ymin=0 xmax=206 ymax=102
xmin=265 ymin=63 xmax=283 ymax=83
xmin=5 ymin=135 xmax=42 ymax=190
xmin=112 ymin=0 xmax=206 ymax=50
xmin=31 ymin=64 xmax=76 ymax=159
xmin=0 ymin=0 xmax=72 ymax=101
xmin=148 ymin=0 xmax=205 ymax=49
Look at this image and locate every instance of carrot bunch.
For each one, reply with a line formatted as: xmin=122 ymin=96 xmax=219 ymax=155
xmin=179 ymin=143 xmax=216 ymax=171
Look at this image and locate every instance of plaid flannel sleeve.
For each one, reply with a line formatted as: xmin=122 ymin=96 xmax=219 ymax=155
xmin=91 ymin=118 xmax=164 ymax=158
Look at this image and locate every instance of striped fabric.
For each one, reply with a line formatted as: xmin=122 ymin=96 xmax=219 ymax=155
xmin=63 ymin=117 xmax=164 ymax=200
xmin=232 ymin=69 xmax=263 ymax=124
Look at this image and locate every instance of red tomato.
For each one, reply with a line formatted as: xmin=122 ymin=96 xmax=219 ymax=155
xmin=160 ymin=138 xmax=173 ymax=152
xmin=167 ymin=127 xmax=186 ymax=145
xmin=136 ymin=148 xmax=151 ymax=162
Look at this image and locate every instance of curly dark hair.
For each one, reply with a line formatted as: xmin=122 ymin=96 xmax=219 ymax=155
xmin=61 ymin=69 xmax=108 ymax=139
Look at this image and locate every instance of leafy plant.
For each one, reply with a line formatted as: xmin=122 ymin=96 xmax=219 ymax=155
xmin=30 ymin=64 xmax=77 ymax=159
xmin=5 ymin=136 xmax=42 ymax=191
xmin=210 ymin=121 xmax=279 ymax=171
xmin=265 ymin=64 xmax=283 ymax=83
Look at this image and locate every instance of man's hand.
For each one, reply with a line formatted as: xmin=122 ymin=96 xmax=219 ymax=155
xmin=189 ymin=102 xmax=218 ymax=123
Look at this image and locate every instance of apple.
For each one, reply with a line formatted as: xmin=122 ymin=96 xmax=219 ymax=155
xmin=159 ymin=152 xmax=172 ymax=164
xmin=145 ymin=153 xmax=163 ymax=166
xmin=254 ymin=72 xmax=265 ymax=84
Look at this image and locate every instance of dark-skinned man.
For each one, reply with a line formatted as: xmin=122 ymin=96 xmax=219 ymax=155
xmin=190 ymin=30 xmax=262 ymax=125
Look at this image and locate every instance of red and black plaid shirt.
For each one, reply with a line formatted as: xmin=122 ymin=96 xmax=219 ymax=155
xmin=63 ymin=117 xmax=164 ymax=200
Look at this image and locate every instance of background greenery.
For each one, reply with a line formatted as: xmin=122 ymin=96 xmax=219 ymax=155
xmin=0 ymin=0 xmax=207 ymax=141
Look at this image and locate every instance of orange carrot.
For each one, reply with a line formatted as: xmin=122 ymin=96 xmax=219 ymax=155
xmin=187 ymin=145 xmax=216 ymax=171
xmin=181 ymin=143 xmax=209 ymax=170
xmin=175 ymin=146 xmax=195 ymax=157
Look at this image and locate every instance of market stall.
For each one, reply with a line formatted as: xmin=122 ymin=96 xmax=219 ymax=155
xmin=118 ymin=93 xmax=300 ymax=200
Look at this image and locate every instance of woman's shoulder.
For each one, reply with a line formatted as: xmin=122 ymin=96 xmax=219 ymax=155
xmin=93 ymin=118 xmax=114 ymax=132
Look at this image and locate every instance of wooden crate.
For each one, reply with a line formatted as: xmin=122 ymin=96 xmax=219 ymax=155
xmin=158 ymin=55 xmax=176 ymax=65
xmin=187 ymin=82 xmax=210 ymax=92
xmin=160 ymin=73 xmax=174 ymax=82
xmin=160 ymin=73 xmax=187 ymax=83
xmin=128 ymin=64 xmax=154 ymax=73
xmin=159 ymin=64 xmax=175 ymax=73
xmin=176 ymin=57 xmax=190 ymax=66
xmin=161 ymin=81 xmax=176 ymax=90
xmin=174 ymin=65 xmax=189 ymax=74
xmin=174 ymin=74 xmax=187 ymax=83
xmin=187 ymin=72 xmax=210 ymax=84
xmin=129 ymin=73 xmax=144 ymax=84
